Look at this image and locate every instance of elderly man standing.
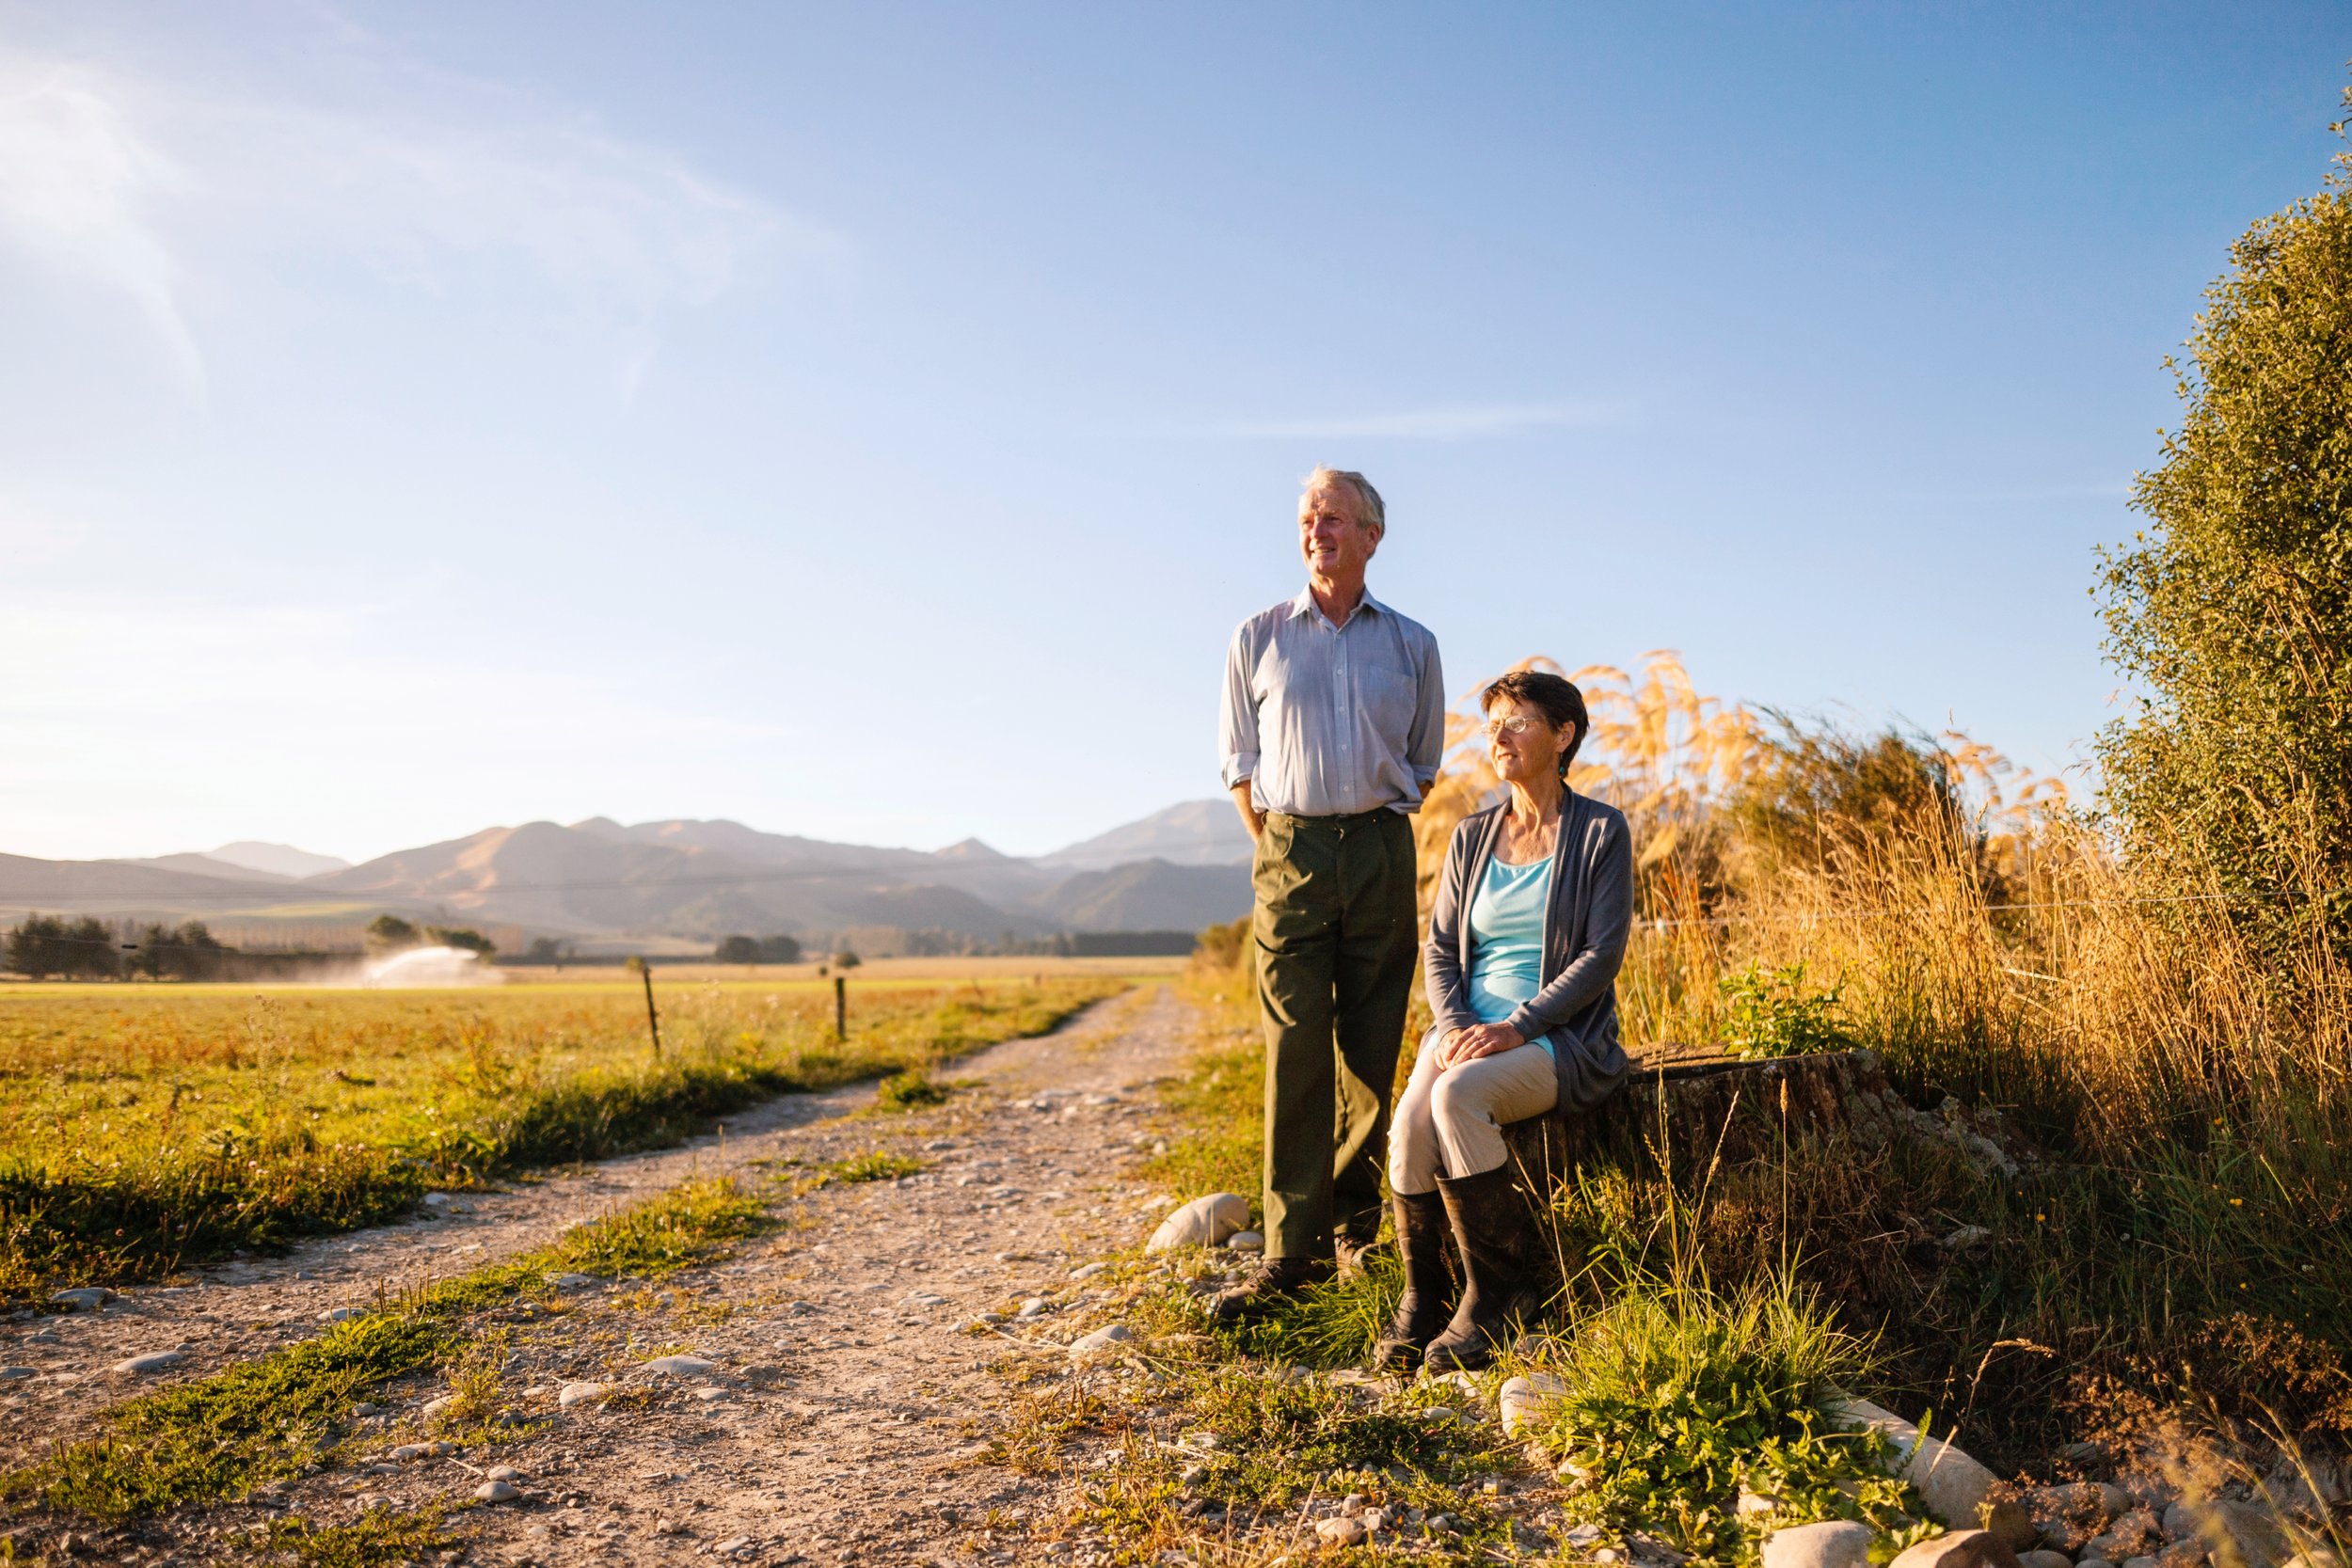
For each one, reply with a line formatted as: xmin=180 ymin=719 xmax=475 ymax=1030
xmin=1212 ymin=467 xmax=1445 ymax=1320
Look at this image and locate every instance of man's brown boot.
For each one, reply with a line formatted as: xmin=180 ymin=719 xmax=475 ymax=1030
xmin=1206 ymin=1255 xmax=1335 ymax=1324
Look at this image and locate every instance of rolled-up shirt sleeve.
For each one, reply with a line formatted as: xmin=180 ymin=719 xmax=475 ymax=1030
xmin=1407 ymin=629 xmax=1445 ymax=791
xmin=1219 ymin=623 xmax=1260 ymax=790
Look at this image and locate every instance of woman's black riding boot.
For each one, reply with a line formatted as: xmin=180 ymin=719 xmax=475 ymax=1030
xmin=1371 ymin=1190 xmax=1453 ymax=1371
xmin=1423 ymin=1165 xmax=1544 ymax=1371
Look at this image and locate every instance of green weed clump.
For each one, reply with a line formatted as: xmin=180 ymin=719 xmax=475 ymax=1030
xmin=0 ymin=977 xmax=1115 ymax=1297
xmin=1172 ymin=1366 xmax=1477 ymax=1503
xmin=824 ymin=1150 xmax=923 ymax=1184
xmin=1718 ymin=962 xmax=1853 ymax=1060
xmin=244 ymin=1506 xmax=458 ymax=1568
xmin=874 ymin=1069 xmax=951 ymax=1111
xmin=6 ymin=1176 xmax=771 ymax=1520
xmin=1518 ymin=1278 xmax=1908 ymax=1562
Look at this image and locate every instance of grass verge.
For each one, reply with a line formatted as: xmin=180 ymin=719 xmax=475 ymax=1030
xmin=4 ymin=1175 xmax=771 ymax=1520
xmin=0 ymin=978 xmax=1115 ymax=1297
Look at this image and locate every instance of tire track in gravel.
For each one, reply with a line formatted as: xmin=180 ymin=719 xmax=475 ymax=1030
xmin=4 ymin=984 xmax=1199 ymax=1566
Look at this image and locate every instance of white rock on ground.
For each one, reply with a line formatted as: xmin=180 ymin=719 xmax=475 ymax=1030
xmin=557 ymin=1382 xmax=608 ymax=1408
xmin=1067 ymin=1324 xmax=1132 ymax=1359
xmin=108 ymin=1352 xmax=185 ymax=1375
xmin=1497 ymin=1373 xmax=1569 ymax=1438
xmin=1888 ymin=1529 xmax=2027 ymax=1568
xmin=50 ymin=1288 xmax=115 ymax=1311
xmin=640 ymin=1354 xmax=717 ymax=1377
xmin=1146 ymin=1193 xmax=1251 ymax=1251
xmin=473 ymin=1480 xmax=521 ymax=1503
xmin=1226 ymin=1230 xmax=1264 ymax=1252
xmin=1829 ymin=1394 xmax=2036 ymax=1549
xmin=316 ymin=1307 xmax=364 ymax=1323
xmin=1760 ymin=1519 xmax=1876 ymax=1568
xmin=1314 ymin=1517 xmax=1368 ymax=1545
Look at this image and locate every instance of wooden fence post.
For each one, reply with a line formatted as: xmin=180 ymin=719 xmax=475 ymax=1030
xmin=628 ymin=957 xmax=662 ymax=1060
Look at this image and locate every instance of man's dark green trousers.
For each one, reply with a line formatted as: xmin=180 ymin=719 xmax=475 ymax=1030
xmin=1250 ymin=806 xmax=1419 ymax=1260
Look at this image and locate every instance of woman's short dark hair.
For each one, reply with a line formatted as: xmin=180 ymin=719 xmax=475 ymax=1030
xmin=1480 ymin=671 xmax=1589 ymax=778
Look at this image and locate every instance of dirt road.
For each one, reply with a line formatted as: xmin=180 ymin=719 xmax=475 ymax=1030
xmin=2 ymin=985 xmax=1198 ymax=1566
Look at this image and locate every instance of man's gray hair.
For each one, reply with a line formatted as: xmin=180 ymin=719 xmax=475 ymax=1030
xmin=1302 ymin=467 xmax=1386 ymax=533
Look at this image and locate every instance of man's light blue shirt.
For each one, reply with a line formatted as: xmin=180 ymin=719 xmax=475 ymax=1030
xmin=1219 ymin=587 xmax=1446 ymax=817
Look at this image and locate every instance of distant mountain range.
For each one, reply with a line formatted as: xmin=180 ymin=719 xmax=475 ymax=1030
xmin=0 ymin=801 xmax=1254 ymax=946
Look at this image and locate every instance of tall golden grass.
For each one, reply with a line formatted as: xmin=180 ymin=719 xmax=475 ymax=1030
xmin=1425 ymin=651 xmax=2352 ymax=1176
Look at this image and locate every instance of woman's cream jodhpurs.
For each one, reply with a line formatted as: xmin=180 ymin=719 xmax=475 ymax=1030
xmin=1387 ymin=1038 xmax=1557 ymax=1196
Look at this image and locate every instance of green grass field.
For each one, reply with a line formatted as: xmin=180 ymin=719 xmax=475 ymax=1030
xmin=0 ymin=973 xmax=1127 ymax=1298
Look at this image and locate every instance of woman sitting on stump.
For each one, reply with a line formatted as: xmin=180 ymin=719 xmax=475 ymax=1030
xmin=1377 ymin=670 xmax=1634 ymax=1371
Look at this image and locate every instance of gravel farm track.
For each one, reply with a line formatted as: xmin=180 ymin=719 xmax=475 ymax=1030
xmin=1 ymin=986 xmax=1198 ymax=1567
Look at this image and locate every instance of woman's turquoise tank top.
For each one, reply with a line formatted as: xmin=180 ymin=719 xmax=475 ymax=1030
xmin=1467 ymin=852 xmax=1553 ymax=1054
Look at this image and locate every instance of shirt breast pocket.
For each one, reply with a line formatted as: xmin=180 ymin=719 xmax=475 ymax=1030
xmin=1360 ymin=661 xmax=1415 ymax=733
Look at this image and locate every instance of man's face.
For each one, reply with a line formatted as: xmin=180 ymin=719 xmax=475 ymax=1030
xmin=1298 ymin=485 xmax=1381 ymax=581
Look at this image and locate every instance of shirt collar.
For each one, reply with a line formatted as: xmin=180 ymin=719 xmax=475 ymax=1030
xmin=1289 ymin=586 xmax=1385 ymax=626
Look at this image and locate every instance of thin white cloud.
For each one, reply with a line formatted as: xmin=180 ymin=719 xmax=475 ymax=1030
xmin=0 ymin=23 xmax=834 ymax=400
xmin=1220 ymin=401 xmax=1627 ymax=439
xmin=0 ymin=54 xmax=203 ymax=393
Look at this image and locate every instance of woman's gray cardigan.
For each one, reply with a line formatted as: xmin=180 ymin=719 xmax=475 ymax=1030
xmin=1422 ymin=789 xmax=1635 ymax=1113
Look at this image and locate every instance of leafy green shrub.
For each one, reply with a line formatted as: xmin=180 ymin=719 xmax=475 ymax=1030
xmin=2096 ymin=94 xmax=2352 ymax=964
xmin=1719 ymin=962 xmax=1853 ymax=1059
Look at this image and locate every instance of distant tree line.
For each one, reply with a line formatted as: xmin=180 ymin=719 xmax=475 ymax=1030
xmin=713 ymin=934 xmax=803 ymax=965
xmin=766 ymin=927 xmax=1203 ymax=960
xmin=6 ymin=915 xmax=232 ymax=980
xmin=2 ymin=911 xmax=508 ymax=981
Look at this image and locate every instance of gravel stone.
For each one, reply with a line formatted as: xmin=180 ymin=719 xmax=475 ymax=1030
xmin=1761 ymin=1520 xmax=1876 ymax=1568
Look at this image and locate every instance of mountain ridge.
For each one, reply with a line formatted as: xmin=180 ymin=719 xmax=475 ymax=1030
xmin=0 ymin=800 xmax=1251 ymax=942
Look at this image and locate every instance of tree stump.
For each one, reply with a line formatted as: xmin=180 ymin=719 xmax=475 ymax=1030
xmin=1500 ymin=1045 xmax=1897 ymax=1200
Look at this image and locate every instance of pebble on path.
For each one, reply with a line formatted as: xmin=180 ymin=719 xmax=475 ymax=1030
xmin=473 ymin=1480 xmax=521 ymax=1503
xmin=1068 ymin=1324 xmax=1132 ymax=1359
xmin=108 ymin=1352 xmax=185 ymax=1376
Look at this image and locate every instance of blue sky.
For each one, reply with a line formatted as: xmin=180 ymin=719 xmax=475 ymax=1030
xmin=3 ymin=2 xmax=2344 ymax=863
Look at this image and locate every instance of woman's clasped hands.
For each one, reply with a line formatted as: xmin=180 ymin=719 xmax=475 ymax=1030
xmin=1436 ymin=1021 xmax=1524 ymax=1068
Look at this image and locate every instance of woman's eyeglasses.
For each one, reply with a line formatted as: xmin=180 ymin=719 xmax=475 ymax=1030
xmin=1481 ymin=715 xmax=1546 ymax=738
